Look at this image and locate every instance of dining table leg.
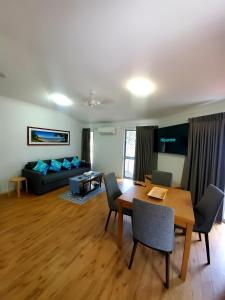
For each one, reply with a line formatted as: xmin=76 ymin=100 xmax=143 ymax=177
xmin=117 ymin=202 xmax=123 ymax=248
xmin=180 ymin=223 xmax=193 ymax=280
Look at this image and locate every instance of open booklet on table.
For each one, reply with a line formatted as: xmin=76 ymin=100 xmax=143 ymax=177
xmin=147 ymin=186 xmax=168 ymax=200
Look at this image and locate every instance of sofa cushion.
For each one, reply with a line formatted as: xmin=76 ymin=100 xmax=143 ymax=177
xmin=42 ymin=171 xmax=69 ymax=185
xmin=25 ymin=157 xmax=76 ymax=170
xmin=42 ymin=168 xmax=88 ymax=185
xmin=49 ymin=159 xmax=62 ymax=172
xmin=26 ymin=160 xmax=50 ymax=170
xmin=71 ymin=156 xmax=80 ymax=168
xmin=32 ymin=160 xmax=49 ymax=176
xmin=65 ymin=157 xmax=73 ymax=162
xmin=62 ymin=158 xmax=71 ymax=170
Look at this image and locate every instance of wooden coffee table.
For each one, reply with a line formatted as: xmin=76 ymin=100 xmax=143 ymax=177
xmin=69 ymin=171 xmax=103 ymax=196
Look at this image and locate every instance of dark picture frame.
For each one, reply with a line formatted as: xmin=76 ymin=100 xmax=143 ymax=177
xmin=27 ymin=126 xmax=70 ymax=146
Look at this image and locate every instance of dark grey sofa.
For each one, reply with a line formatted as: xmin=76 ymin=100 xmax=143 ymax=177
xmin=22 ymin=157 xmax=91 ymax=195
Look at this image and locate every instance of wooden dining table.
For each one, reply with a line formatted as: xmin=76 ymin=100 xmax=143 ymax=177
xmin=117 ymin=183 xmax=195 ymax=281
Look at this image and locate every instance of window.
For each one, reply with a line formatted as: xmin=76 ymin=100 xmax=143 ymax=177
xmin=90 ymin=131 xmax=94 ymax=166
xmin=123 ymin=130 xmax=136 ymax=179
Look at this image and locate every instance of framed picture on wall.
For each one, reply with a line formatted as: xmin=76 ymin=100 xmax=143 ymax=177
xmin=27 ymin=126 xmax=70 ymax=146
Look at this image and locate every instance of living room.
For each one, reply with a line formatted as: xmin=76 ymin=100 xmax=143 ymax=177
xmin=1 ymin=1 xmax=225 ymax=300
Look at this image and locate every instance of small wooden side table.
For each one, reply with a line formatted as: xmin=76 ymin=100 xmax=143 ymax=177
xmin=8 ymin=176 xmax=28 ymax=198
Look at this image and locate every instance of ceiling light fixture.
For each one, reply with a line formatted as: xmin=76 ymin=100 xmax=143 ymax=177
xmin=50 ymin=93 xmax=73 ymax=106
xmin=126 ymin=77 xmax=156 ymax=97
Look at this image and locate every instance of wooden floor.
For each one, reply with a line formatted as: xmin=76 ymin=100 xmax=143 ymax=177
xmin=0 ymin=180 xmax=225 ymax=300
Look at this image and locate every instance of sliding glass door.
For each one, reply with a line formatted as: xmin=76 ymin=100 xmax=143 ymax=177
xmin=123 ymin=130 xmax=136 ymax=179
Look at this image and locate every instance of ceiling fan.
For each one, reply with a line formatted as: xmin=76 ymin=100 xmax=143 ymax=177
xmin=81 ymin=91 xmax=114 ymax=108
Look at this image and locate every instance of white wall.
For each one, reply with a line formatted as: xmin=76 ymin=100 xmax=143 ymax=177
xmin=93 ymin=128 xmax=124 ymax=178
xmin=157 ymin=100 xmax=225 ymax=185
xmin=91 ymin=100 xmax=225 ymax=185
xmin=0 ymin=96 xmax=83 ymax=193
xmin=91 ymin=119 xmax=158 ymax=177
xmin=2 ymin=95 xmax=224 ymax=193
xmin=157 ymin=153 xmax=185 ymax=185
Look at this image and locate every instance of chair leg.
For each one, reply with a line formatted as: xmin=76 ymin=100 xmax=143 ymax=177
xmin=105 ymin=210 xmax=112 ymax=231
xmin=205 ymin=233 xmax=210 ymax=264
xmin=128 ymin=240 xmax=138 ymax=269
xmin=165 ymin=252 xmax=170 ymax=289
xmin=198 ymin=232 xmax=202 ymax=241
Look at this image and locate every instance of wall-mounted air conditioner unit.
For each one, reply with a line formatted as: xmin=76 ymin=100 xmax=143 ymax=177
xmin=96 ymin=127 xmax=116 ymax=135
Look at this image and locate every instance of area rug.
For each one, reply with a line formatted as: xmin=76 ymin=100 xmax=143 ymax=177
xmin=58 ymin=185 xmax=105 ymax=205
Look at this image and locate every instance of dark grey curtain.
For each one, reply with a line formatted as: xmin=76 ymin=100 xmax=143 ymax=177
xmin=81 ymin=128 xmax=91 ymax=163
xmin=133 ymin=126 xmax=158 ymax=182
xmin=181 ymin=113 xmax=225 ymax=222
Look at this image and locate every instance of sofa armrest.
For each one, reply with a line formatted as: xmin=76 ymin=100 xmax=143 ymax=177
xmin=21 ymin=169 xmax=43 ymax=194
xmin=80 ymin=161 xmax=91 ymax=169
xmin=22 ymin=168 xmax=42 ymax=179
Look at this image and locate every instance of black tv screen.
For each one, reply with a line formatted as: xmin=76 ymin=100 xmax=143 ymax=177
xmin=155 ymin=123 xmax=188 ymax=155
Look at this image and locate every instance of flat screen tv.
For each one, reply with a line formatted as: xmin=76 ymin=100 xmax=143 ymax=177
xmin=154 ymin=123 xmax=188 ymax=155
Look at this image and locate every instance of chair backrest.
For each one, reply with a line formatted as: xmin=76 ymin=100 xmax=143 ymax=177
xmin=132 ymin=199 xmax=174 ymax=252
xmin=103 ymin=173 xmax=122 ymax=210
xmin=195 ymin=184 xmax=224 ymax=232
xmin=152 ymin=170 xmax=173 ymax=187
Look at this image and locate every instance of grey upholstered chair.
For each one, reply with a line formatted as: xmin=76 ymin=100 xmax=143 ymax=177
xmin=129 ymin=199 xmax=174 ymax=288
xmin=104 ymin=173 xmax=132 ymax=231
xmin=193 ymin=184 xmax=224 ymax=264
xmin=151 ymin=170 xmax=173 ymax=187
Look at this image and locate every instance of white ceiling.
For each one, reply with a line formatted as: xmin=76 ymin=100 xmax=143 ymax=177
xmin=0 ymin=0 xmax=225 ymax=123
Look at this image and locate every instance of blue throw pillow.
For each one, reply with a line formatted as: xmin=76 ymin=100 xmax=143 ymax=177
xmin=49 ymin=159 xmax=62 ymax=172
xmin=71 ymin=156 xmax=80 ymax=168
xmin=62 ymin=158 xmax=71 ymax=170
xmin=33 ymin=160 xmax=49 ymax=176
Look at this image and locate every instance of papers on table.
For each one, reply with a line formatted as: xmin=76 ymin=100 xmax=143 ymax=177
xmin=147 ymin=187 xmax=168 ymax=200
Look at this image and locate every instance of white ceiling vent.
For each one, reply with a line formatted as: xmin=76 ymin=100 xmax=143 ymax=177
xmin=96 ymin=127 xmax=116 ymax=135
